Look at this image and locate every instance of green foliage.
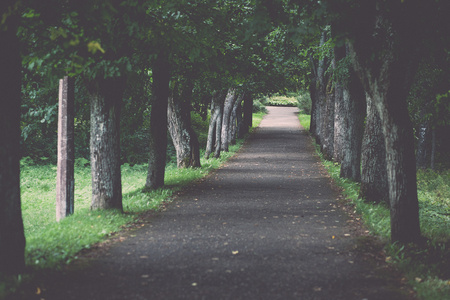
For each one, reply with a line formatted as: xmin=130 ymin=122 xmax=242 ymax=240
xmin=414 ymin=277 xmax=450 ymax=300
xmin=298 ymin=113 xmax=311 ymax=131
xmin=191 ymin=111 xmax=210 ymax=149
xmin=265 ymin=95 xmax=298 ymax=107
xmin=252 ymin=98 xmax=268 ymax=113
xmin=296 ymin=91 xmax=312 ymax=114
xmin=417 ymin=169 xmax=450 ymax=242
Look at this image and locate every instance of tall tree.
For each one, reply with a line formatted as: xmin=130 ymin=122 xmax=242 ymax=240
xmin=88 ymin=77 xmax=125 ymax=210
xmin=0 ymin=0 xmax=26 ymax=274
xmin=205 ymin=91 xmax=225 ymax=159
xmin=220 ymin=88 xmax=237 ymax=152
xmin=146 ymin=51 xmax=171 ymax=189
xmin=167 ymin=77 xmax=201 ymax=168
xmin=334 ymin=1 xmax=422 ymax=242
xmin=241 ymin=91 xmax=253 ymax=137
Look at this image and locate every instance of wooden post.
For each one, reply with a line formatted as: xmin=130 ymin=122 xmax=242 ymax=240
xmin=56 ymin=76 xmax=75 ymax=221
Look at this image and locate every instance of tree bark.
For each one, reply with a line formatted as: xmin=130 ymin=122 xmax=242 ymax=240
xmin=220 ymin=88 xmax=237 ymax=152
xmin=241 ymin=91 xmax=253 ymax=137
xmin=229 ymin=93 xmax=243 ymax=145
xmin=205 ymin=92 xmax=225 ymax=159
xmin=88 ymin=77 xmax=125 ymax=211
xmin=310 ymin=32 xmax=327 ymax=144
xmin=213 ymin=99 xmax=223 ymax=159
xmin=309 ymin=55 xmax=318 ymax=137
xmin=321 ymin=60 xmax=335 ymax=161
xmin=347 ymin=4 xmax=421 ymax=243
xmin=167 ymin=81 xmax=201 ymax=168
xmin=56 ymin=76 xmax=75 ymax=221
xmin=333 ymin=77 xmax=345 ymax=163
xmin=339 ymin=47 xmax=366 ymax=181
xmin=0 ymin=6 xmax=26 ymax=274
xmin=146 ymin=52 xmax=171 ymax=190
xmin=360 ymin=95 xmax=389 ymax=205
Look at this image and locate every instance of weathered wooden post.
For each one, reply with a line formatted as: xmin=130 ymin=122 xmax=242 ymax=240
xmin=56 ymin=76 xmax=75 ymax=221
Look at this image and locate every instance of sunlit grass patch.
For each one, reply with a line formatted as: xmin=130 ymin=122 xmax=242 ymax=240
xmin=298 ymin=113 xmax=311 ymax=131
xmin=266 ymin=95 xmax=298 ymax=107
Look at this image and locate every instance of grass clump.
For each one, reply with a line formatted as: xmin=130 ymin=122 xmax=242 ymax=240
xmin=298 ymin=112 xmax=450 ymax=300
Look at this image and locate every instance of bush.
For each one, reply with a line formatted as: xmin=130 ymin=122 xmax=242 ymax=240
xmin=253 ymin=98 xmax=268 ymax=113
xmin=296 ymin=91 xmax=312 ymax=114
xmin=265 ymin=95 xmax=298 ymax=107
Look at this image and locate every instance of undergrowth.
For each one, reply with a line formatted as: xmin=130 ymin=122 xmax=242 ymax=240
xmin=298 ymin=112 xmax=450 ymax=300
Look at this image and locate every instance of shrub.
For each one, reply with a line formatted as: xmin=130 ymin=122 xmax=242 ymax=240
xmin=296 ymin=91 xmax=312 ymax=114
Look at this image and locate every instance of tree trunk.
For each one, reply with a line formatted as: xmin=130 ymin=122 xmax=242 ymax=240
xmin=321 ymin=61 xmax=335 ymax=161
xmin=205 ymin=91 xmax=225 ymax=159
xmin=167 ymin=82 xmax=201 ymax=168
xmin=229 ymin=93 xmax=243 ymax=145
xmin=213 ymin=100 xmax=223 ymax=159
xmin=205 ymin=96 xmax=218 ymax=159
xmin=333 ymin=78 xmax=345 ymax=163
xmin=241 ymin=91 xmax=253 ymax=137
xmin=310 ymin=32 xmax=327 ymax=144
xmin=347 ymin=5 xmax=421 ymax=243
xmin=0 ymin=7 xmax=26 ymax=274
xmin=56 ymin=76 xmax=75 ymax=221
xmin=360 ymin=95 xmax=389 ymax=205
xmin=340 ymin=47 xmax=366 ymax=181
xmin=309 ymin=58 xmax=318 ymax=136
xmin=220 ymin=88 xmax=237 ymax=152
xmin=146 ymin=52 xmax=170 ymax=190
xmin=88 ymin=77 xmax=125 ymax=211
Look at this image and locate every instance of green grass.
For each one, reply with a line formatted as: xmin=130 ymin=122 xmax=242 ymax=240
xmin=298 ymin=112 xmax=450 ymax=300
xmin=298 ymin=114 xmax=311 ymax=131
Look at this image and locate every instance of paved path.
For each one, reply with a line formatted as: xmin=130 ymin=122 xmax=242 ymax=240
xmin=31 ymin=107 xmax=411 ymax=300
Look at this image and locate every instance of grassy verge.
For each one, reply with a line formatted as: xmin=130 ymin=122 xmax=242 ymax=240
xmin=298 ymin=112 xmax=450 ymax=300
xmin=1 ymin=112 xmax=266 ymax=297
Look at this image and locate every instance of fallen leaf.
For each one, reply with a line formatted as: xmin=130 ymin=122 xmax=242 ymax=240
xmin=36 ymin=287 xmax=41 ymax=295
xmin=232 ymin=250 xmax=239 ymax=255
